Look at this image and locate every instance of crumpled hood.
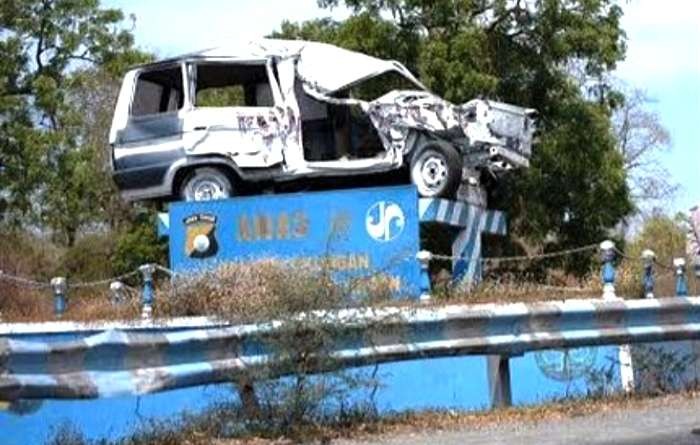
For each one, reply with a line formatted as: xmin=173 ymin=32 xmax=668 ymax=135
xmin=367 ymin=90 xmax=461 ymax=134
xmin=366 ymin=90 xmax=536 ymax=168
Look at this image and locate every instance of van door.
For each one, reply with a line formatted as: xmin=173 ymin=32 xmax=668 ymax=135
xmin=111 ymin=63 xmax=186 ymax=193
xmin=182 ymin=61 xmax=287 ymax=169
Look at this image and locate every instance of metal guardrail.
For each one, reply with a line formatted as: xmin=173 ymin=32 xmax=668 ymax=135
xmin=1 ymin=296 xmax=699 ymax=400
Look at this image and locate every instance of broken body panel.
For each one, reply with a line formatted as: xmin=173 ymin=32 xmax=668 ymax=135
xmin=109 ymin=39 xmax=535 ymax=202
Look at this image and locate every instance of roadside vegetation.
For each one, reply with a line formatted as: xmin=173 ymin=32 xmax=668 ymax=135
xmin=0 ymin=215 xmax=694 ymax=322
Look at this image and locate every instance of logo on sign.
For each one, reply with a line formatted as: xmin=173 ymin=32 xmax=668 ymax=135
xmin=366 ymin=201 xmax=405 ymax=242
xmin=184 ymin=213 xmax=218 ymax=258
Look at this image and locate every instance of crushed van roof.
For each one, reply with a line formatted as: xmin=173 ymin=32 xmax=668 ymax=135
xmin=156 ymin=38 xmax=425 ymax=95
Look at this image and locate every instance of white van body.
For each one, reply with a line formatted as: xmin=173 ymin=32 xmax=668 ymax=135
xmin=109 ymin=39 xmax=536 ymax=202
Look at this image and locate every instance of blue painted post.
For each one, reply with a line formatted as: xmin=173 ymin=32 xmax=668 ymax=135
xmin=600 ymin=240 xmax=633 ymax=391
xmin=50 ymin=277 xmax=67 ymax=317
xmin=642 ymin=249 xmax=655 ymax=299
xmin=674 ymin=258 xmax=688 ymax=297
xmin=416 ymin=250 xmax=432 ymax=301
xmin=139 ymin=264 xmax=155 ymax=318
xmin=599 ymin=240 xmax=616 ymax=300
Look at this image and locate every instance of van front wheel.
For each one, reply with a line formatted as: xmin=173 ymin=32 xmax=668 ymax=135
xmin=180 ymin=167 xmax=233 ymax=202
xmin=410 ymin=143 xmax=461 ymax=198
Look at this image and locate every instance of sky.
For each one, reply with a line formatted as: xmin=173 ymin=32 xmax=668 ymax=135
xmin=103 ymin=0 xmax=699 ymax=214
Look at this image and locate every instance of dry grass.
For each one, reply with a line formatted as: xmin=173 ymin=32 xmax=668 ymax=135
xmin=0 ymin=284 xmax=142 ymax=323
xmin=2 ymin=257 xmax=697 ymax=324
xmin=154 ymin=261 xmax=347 ymax=322
xmin=333 ymin=389 xmax=700 ymax=442
xmin=0 ymin=260 xmax=403 ymax=323
xmin=433 ymin=275 xmax=600 ymax=304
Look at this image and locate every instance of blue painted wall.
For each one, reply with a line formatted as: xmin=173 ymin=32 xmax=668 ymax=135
xmin=165 ymin=185 xmax=422 ymax=296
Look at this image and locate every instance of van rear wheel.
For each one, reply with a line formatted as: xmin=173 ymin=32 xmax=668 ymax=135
xmin=180 ymin=167 xmax=233 ymax=202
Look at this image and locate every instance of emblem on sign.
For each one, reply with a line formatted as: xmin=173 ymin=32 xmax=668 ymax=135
xmin=184 ymin=213 xmax=218 ymax=258
xmin=534 ymin=347 xmax=598 ymax=381
xmin=366 ymin=201 xmax=405 ymax=242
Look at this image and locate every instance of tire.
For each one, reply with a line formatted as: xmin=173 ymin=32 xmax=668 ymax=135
xmin=179 ymin=167 xmax=233 ymax=202
xmin=410 ymin=142 xmax=462 ymax=198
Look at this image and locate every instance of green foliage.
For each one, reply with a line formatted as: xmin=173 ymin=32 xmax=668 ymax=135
xmin=112 ymin=211 xmax=167 ymax=276
xmin=278 ymin=0 xmax=633 ymax=274
xmin=196 ymin=85 xmax=245 ymax=107
xmin=59 ymin=232 xmax=118 ymax=281
xmin=0 ymin=0 xmax=150 ymax=245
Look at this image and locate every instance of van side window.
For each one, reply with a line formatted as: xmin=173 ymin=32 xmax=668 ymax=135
xmin=131 ymin=67 xmax=183 ymax=117
xmin=195 ymin=63 xmax=273 ymax=107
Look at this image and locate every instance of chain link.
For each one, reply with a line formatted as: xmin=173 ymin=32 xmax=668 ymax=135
xmin=429 ymin=243 xmax=598 ymax=264
xmin=0 ymin=269 xmax=141 ymax=290
xmin=613 ymin=247 xmax=677 ymax=271
xmin=0 ymin=271 xmax=51 ymax=289
xmin=154 ymin=264 xmax=179 ymax=277
xmin=70 ymin=270 xmax=141 ymax=289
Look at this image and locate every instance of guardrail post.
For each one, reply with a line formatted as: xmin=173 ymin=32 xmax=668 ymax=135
xmin=139 ymin=264 xmax=155 ymax=318
xmin=110 ymin=281 xmax=126 ymax=306
xmin=674 ymin=258 xmax=688 ymax=297
xmin=50 ymin=277 xmax=67 ymax=318
xmin=600 ymin=240 xmax=616 ymax=300
xmin=416 ymin=250 xmax=432 ymax=301
xmin=487 ymin=355 xmax=512 ymax=408
xmin=642 ymin=249 xmax=655 ymax=299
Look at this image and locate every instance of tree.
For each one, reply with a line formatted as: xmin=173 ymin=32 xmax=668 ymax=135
xmin=277 ymin=0 xmax=633 ymax=273
xmin=613 ymin=85 xmax=676 ymax=213
xmin=0 ymin=0 xmax=147 ymax=245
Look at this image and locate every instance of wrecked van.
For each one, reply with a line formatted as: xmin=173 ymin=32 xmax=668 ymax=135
xmin=109 ymin=39 xmax=535 ymax=202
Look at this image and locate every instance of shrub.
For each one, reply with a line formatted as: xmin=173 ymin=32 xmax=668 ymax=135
xmin=154 ymin=260 xmax=396 ymax=437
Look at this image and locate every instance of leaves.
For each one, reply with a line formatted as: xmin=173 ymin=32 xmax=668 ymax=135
xmin=0 ymin=0 xmax=150 ymax=244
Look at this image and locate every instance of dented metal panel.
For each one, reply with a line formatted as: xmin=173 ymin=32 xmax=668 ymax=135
xmin=2 ymin=296 xmax=699 ymax=400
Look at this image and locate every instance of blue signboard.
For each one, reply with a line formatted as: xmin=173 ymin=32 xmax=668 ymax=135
xmin=165 ymin=185 xmax=422 ymax=297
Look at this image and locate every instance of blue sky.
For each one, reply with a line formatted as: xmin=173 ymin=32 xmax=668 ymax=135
xmin=104 ymin=0 xmax=699 ymax=214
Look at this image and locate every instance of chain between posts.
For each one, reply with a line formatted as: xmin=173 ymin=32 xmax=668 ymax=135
xmin=0 ymin=270 xmax=141 ymax=290
xmin=70 ymin=270 xmax=141 ymax=289
xmin=428 ymin=244 xmax=599 ymax=264
xmin=0 ymin=271 xmax=51 ymax=289
xmin=613 ymin=246 xmax=677 ymax=272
